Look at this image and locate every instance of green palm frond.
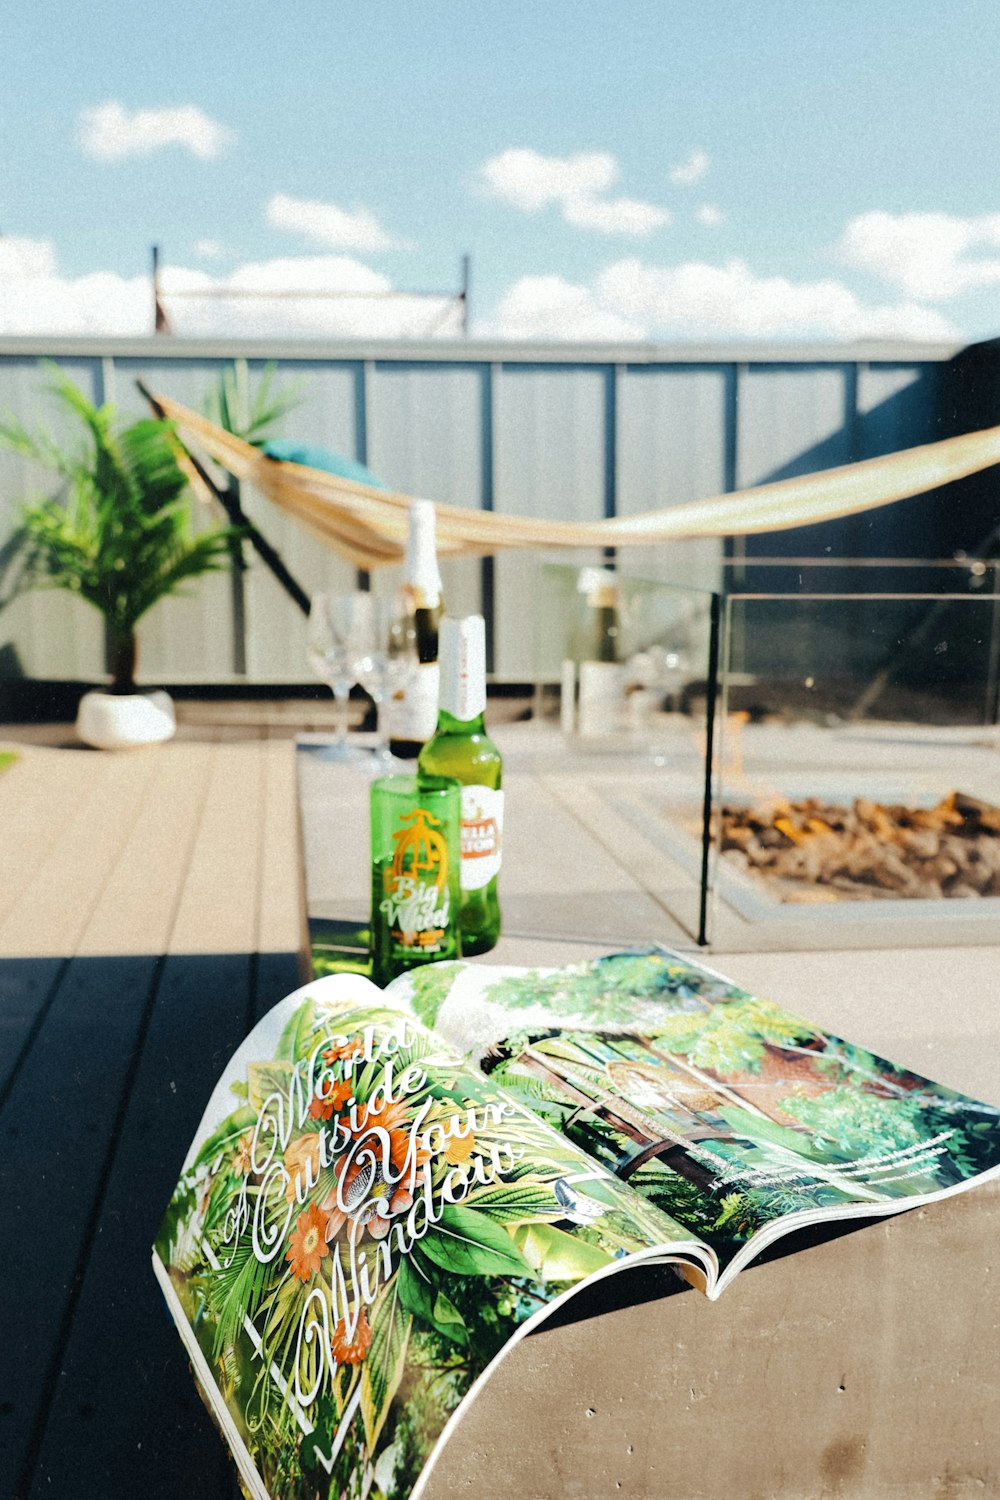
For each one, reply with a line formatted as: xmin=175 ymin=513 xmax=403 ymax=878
xmin=489 ymin=1066 xmax=562 ymax=1106
xmin=203 ymin=1237 xmax=274 ymax=1361
xmin=205 ymin=361 xmax=306 ymax=447
xmin=0 ymin=407 xmax=78 ymax=479
xmin=0 ymin=523 xmax=33 ymax=610
xmin=117 ymin=417 xmax=191 ymax=513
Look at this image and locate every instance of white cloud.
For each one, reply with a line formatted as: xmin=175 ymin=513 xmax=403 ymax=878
xmin=0 ymin=237 xmax=59 ymax=279
xmin=488 ymin=257 xmax=959 ymax=342
xmin=670 ymin=150 xmax=710 ymax=186
xmin=477 ymin=148 xmax=669 ymax=237
xmin=266 ymin=193 xmax=407 ymax=253
xmin=195 ymin=238 xmax=228 ymax=260
xmin=597 ymin=257 xmax=958 ymax=340
xmin=835 ymin=210 xmax=1000 ymax=301
xmin=696 ymin=203 xmax=726 ymax=228
xmin=0 ymin=239 xmax=461 ymax=338
xmin=486 ymin=275 xmax=645 ymax=341
xmin=0 ymin=237 xmax=150 ymax=334
xmin=564 ymin=194 xmax=671 ymax=237
xmin=77 ymin=101 xmax=235 ymax=161
xmin=478 ymin=149 xmax=616 ymax=210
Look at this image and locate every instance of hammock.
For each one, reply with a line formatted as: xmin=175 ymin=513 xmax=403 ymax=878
xmin=156 ymin=393 xmax=1000 ymax=572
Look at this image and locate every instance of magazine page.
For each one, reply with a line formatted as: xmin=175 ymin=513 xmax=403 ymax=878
xmin=153 ymin=971 xmax=712 ymax=1500
xmin=391 ymin=947 xmax=1000 ymax=1294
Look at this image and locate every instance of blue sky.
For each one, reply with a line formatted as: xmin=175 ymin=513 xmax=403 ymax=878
xmin=4 ymin=1 xmax=1000 ymax=342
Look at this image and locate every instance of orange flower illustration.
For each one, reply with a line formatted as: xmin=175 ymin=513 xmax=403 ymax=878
xmin=322 ymin=1036 xmax=366 ymax=1068
xmin=285 ymin=1203 xmax=330 ymax=1283
xmin=284 ymin=1133 xmax=322 ymax=1204
xmin=444 ymin=1127 xmax=475 ymax=1166
xmin=308 ymin=1076 xmax=354 ymax=1122
xmin=231 ymin=1134 xmax=254 ymax=1175
xmin=331 ymin=1308 xmax=372 ymax=1365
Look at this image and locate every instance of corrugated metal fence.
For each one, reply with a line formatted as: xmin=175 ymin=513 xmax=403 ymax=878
xmin=0 ymin=335 xmax=979 ymax=686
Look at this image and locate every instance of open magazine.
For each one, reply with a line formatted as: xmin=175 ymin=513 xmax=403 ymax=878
xmin=153 ymin=947 xmax=1000 ymax=1500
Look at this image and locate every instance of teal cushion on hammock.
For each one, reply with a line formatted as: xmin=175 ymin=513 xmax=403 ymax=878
xmin=262 ymin=439 xmax=388 ymax=490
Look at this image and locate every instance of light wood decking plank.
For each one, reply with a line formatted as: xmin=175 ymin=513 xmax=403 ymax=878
xmin=0 ymin=747 xmax=113 ymax=929
xmin=257 ymin=740 xmax=308 ymax=958
xmin=167 ymin=741 xmax=265 ymax=955
xmin=76 ymin=742 xmax=218 ymax=957
xmin=0 ymin=749 xmax=160 ymax=957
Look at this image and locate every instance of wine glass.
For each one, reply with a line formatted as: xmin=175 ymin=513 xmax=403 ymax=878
xmin=637 ymin=642 xmax=692 ymax=768
xmin=350 ymin=594 xmax=412 ymax=772
xmin=307 ymin=592 xmax=371 ymax=762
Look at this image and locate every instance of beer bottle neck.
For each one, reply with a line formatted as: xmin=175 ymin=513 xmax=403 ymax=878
xmin=434 ymin=706 xmax=486 ymax=736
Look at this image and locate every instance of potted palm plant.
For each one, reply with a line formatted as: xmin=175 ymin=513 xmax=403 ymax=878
xmin=0 ymin=366 xmax=239 ymax=747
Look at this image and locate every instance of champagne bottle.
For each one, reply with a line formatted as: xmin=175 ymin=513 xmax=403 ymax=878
xmin=575 ymin=567 xmax=624 ymax=737
xmin=388 ymin=499 xmax=444 ymax=759
xmin=579 ymin=566 xmax=619 ymax=661
xmin=417 ymin=614 xmax=502 ymax=956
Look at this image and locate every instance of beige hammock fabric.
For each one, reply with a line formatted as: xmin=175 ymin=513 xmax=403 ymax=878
xmin=157 ymin=393 xmax=1000 ymax=571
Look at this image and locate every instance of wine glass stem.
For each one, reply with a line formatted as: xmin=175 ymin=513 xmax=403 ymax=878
xmin=371 ymin=695 xmax=388 ymax=758
xmin=333 ymin=685 xmax=350 ymax=747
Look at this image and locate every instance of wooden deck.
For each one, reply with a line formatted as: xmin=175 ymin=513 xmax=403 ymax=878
xmin=0 ymin=728 xmax=307 ymax=1500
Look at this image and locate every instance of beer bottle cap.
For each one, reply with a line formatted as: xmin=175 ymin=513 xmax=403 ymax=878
xmin=439 ymin=614 xmax=486 ymax=721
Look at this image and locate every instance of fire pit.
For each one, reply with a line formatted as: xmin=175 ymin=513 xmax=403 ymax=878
xmin=717 ymin=791 xmax=1000 ymax=904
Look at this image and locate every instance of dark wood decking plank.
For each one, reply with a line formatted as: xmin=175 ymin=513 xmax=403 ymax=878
xmin=253 ymin=948 xmax=309 ymax=1026
xmin=25 ymin=952 xmax=255 ymax=1500
xmin=0 ymin=953 xmax=160 ymax=1499
xmin=0 ymin=957 xmax=67 ymax=1101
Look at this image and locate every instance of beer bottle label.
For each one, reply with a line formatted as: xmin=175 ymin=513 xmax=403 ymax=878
xmin=384 ymin=876 xmax=452 ymax=955
xmin=460 ymin=786 xmax=503 ymax=890
xmin=376 ymin=802 xmax=456 ymax=962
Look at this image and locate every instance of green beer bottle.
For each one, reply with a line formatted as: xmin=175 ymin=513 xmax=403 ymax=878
xmin=418 ymin=614 xmax=502 ymax=955
xmin=369 ymin=773 xmax=463 ymax=986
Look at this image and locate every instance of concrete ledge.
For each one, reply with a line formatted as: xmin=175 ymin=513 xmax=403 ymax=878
xmin=424 ymin=1181 xmax=1000 ymax=1498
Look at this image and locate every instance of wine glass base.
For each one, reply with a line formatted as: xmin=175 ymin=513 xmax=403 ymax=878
xmin=297 ymin=738 xmax=410 ymax=774
xmin=298 ymin=740 xmax=373 ymax=766
xmin=353 ymin=747 xmax=410 ymax=776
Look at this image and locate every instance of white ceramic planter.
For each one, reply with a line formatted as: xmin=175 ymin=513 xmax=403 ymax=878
xmin=76 ymin=689 xmax=177 ymax=750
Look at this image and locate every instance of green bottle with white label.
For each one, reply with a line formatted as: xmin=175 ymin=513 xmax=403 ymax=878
xmin=417 ymin=614 xmax=502 ymax=955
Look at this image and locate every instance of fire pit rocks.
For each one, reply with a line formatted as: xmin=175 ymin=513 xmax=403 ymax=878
xmin=717 ymin=791 xmax=1000 ymax=903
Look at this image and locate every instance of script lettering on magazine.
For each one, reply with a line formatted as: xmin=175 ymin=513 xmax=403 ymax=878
xmin=212 ymin=1015 xmax=524 ymax=1408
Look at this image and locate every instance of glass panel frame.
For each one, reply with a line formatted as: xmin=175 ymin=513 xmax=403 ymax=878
xmin=530 ymin=558 xmax=1000 ymax=954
